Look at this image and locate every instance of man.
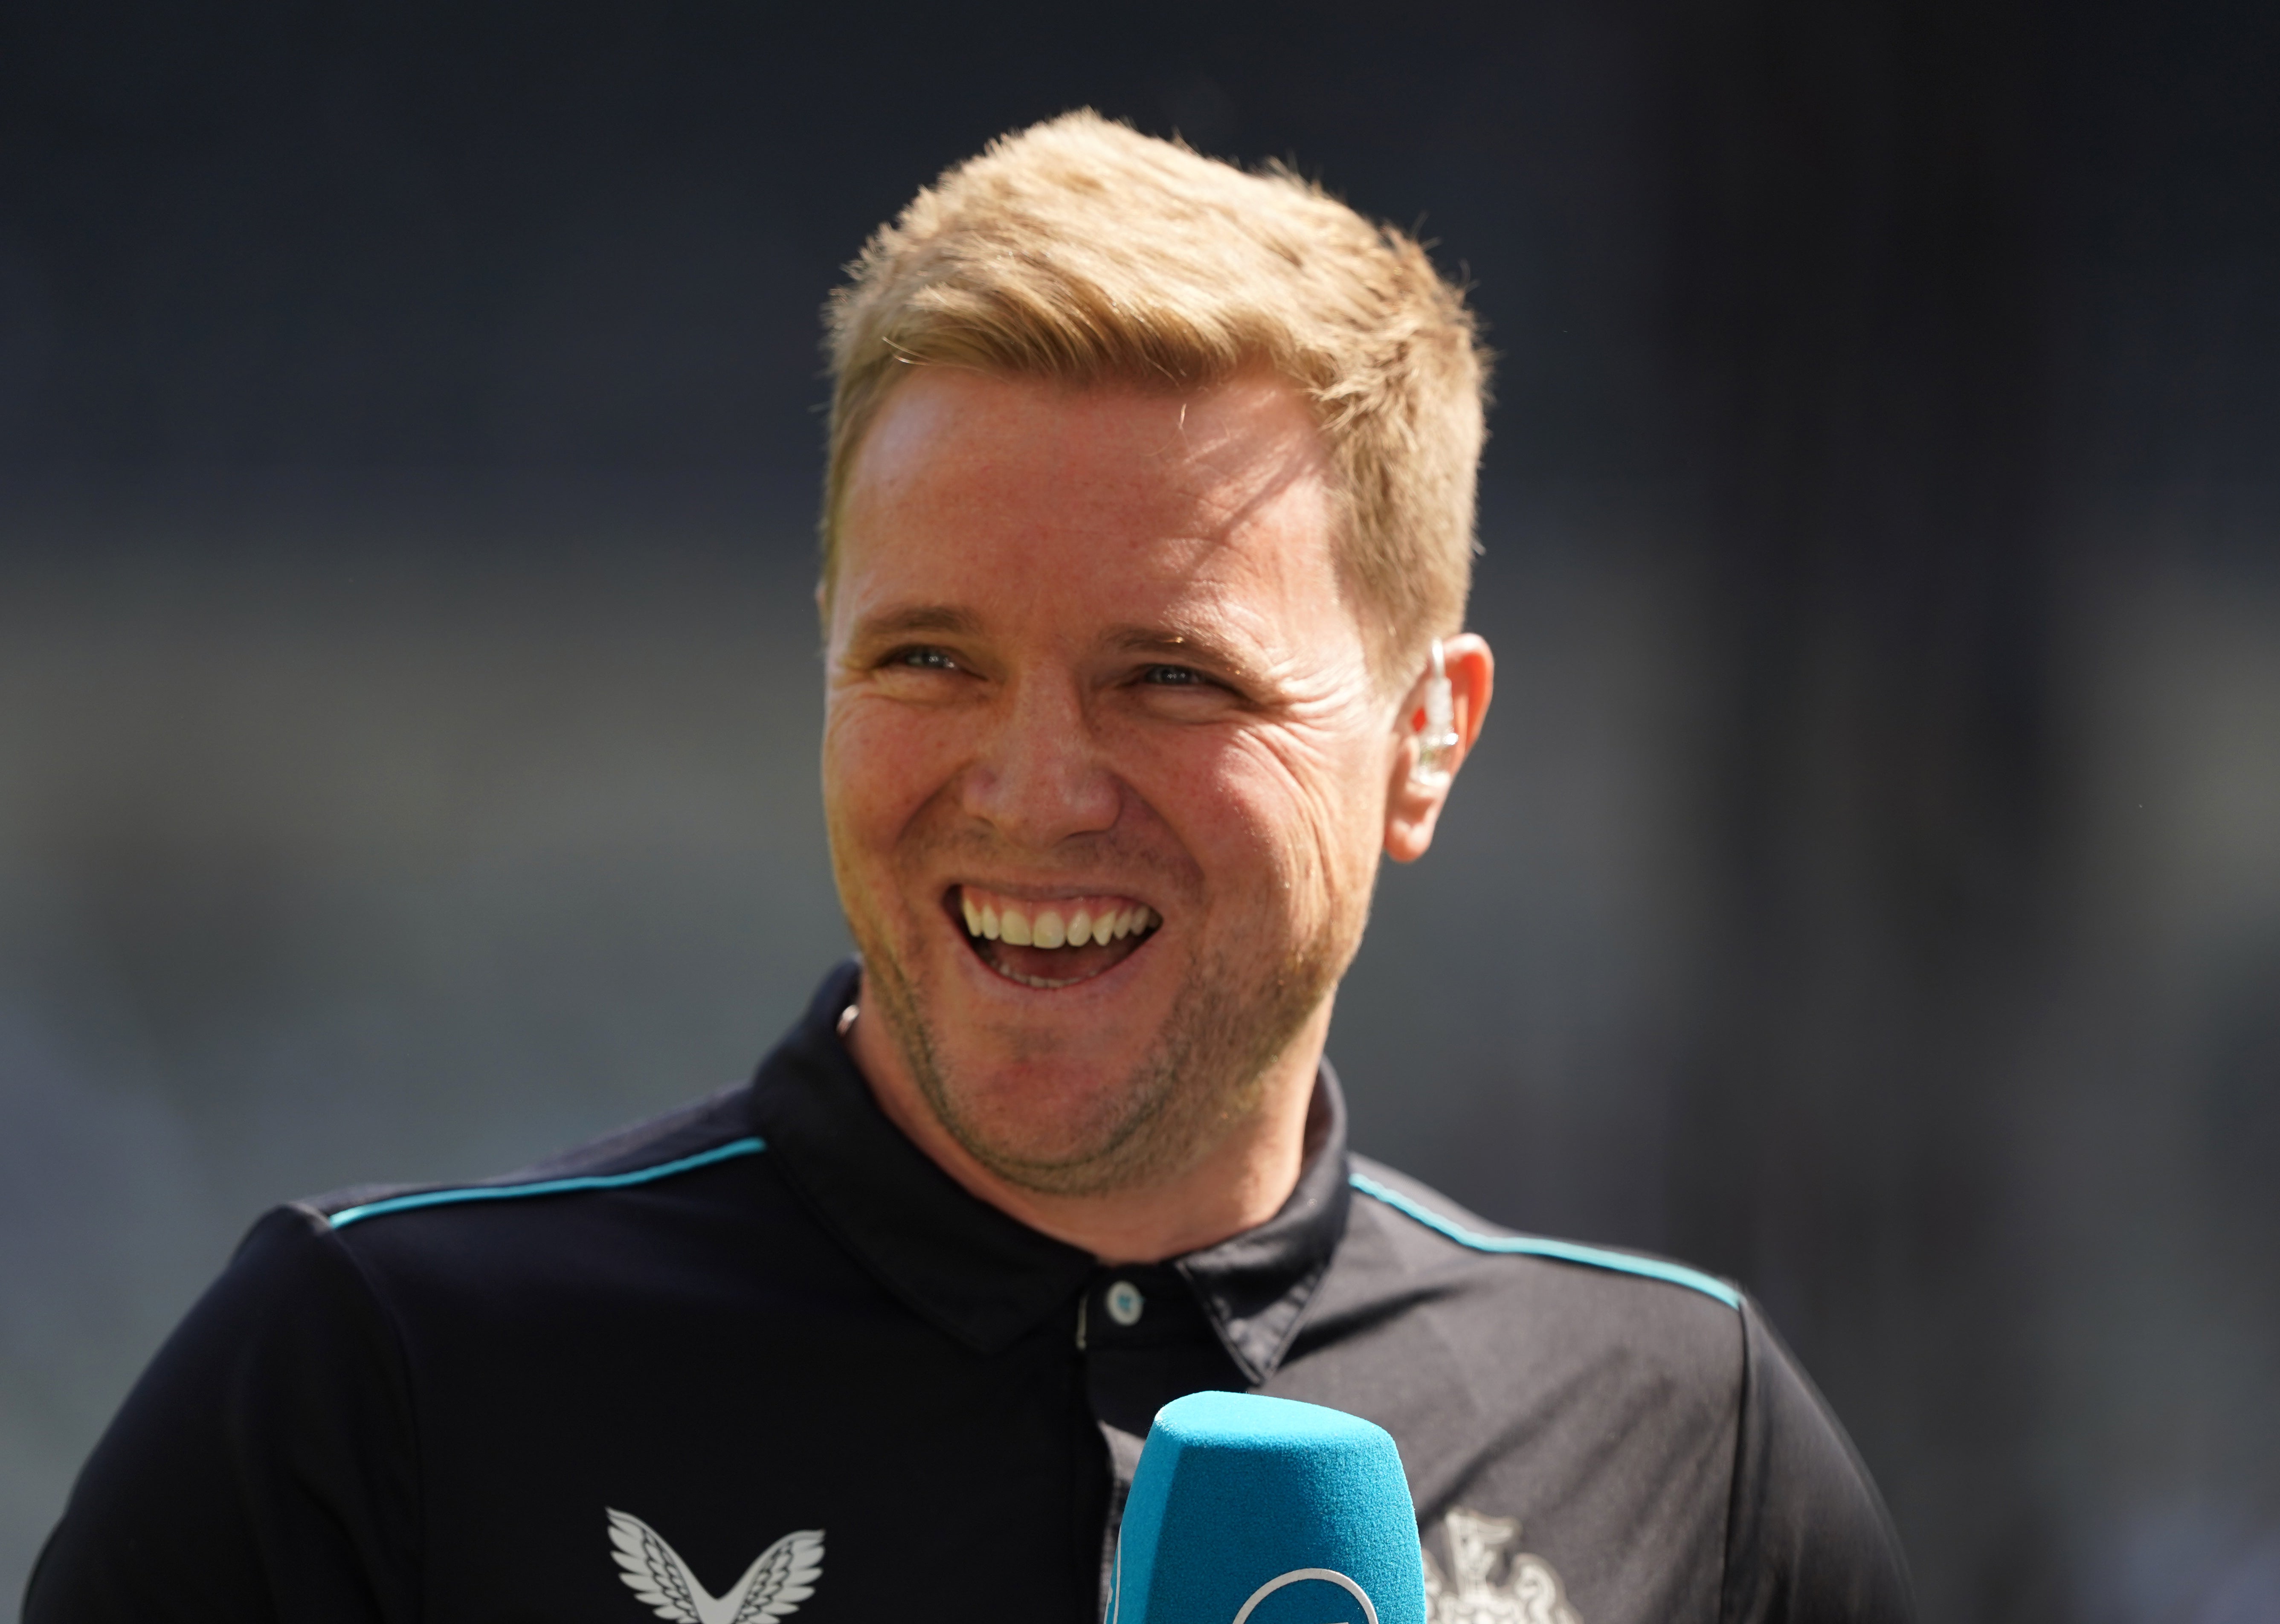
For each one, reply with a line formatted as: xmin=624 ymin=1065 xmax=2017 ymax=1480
xmin=27 ymin=114 xmax=1911 ymax=1624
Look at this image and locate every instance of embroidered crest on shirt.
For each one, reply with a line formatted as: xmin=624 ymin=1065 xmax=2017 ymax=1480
xmin=1422 ymin=1506 xmax=1580 ymax=1624
xmin=606 ymin=1508 xmax=824 ymax=1624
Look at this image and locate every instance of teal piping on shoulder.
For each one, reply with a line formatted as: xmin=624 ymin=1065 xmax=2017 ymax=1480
xmin=1349 ymin=1170 xmax=1742 ymax=1309
xmin=328 ymin=1137 xmax=767 ymax=1229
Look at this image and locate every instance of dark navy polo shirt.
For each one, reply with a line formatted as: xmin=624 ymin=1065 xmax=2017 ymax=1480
xmin=26 ymin=962 xmax=1911 ymax=1624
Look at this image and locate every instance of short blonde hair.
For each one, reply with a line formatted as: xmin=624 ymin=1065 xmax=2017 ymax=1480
xmin=821 ymin=111 xmax=1489 ymax=675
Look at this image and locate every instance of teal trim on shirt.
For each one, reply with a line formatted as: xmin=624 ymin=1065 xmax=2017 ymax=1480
xmin=328 ymin=1137 xmax=767 ymax=1229
xmin=1350 ymin=1170 xmax=1742 ymax=1309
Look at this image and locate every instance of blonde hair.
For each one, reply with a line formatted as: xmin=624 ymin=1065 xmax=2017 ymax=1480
xmin=821 ymin=111 xmax=1488 ymax=675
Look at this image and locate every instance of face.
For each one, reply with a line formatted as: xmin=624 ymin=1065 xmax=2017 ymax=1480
xmin=821 ymin=368 xmax=1404 ymax=1196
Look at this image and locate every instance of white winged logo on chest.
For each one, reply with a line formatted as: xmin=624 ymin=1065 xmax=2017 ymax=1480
xmin=606 ymin=1508 xmax=824 ymax=1624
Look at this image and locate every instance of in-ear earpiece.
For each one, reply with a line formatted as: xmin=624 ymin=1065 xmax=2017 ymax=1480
xmin=1411 ymin=638 xmax=1459 ymax=789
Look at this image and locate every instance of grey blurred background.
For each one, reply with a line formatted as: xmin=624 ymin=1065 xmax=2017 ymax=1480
xmin=3 ymin=2 xmax=2276 ymax=1619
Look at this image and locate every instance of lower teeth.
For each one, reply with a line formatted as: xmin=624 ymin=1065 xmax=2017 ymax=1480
xmin=998 ymin=966 xmax=1084 ymax=989
xmin=977 ymin=935 xmax=1152 ymax=989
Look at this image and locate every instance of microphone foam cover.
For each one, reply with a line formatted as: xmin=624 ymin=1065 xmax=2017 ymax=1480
xmin=1108 ymin=1390 xmax=1426 ymax=1624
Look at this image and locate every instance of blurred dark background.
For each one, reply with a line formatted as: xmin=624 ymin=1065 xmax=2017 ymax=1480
xmin=3 ymin=2 xmax=2276 ymax=1618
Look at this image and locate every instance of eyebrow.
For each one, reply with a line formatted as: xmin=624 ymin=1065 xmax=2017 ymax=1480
xmin=1105 ymin=622 xmax=1265 ymax=683
xmin=845 ymin=604 xmax=984 ymax=646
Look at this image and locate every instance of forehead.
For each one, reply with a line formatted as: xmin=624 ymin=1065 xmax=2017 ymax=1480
xmin=833 ymin=368 xmax=1343 ymax=625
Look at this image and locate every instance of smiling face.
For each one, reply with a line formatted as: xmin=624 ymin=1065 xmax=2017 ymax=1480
xmin=822 ymin=367 xmax=1404 ymax=1199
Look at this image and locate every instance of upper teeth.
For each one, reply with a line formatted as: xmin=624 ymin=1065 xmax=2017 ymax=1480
xmin=960 ymin=892 xmax=1155 ymax=947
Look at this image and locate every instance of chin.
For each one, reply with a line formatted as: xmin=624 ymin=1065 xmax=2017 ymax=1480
xmin=910 ymin=1001 xmax=1190 ymax=1187
xmin=848 ymin=870 xmax=1343 ymax=1196
xmin=935 ymin=1070 xmax=1164 ymax=1189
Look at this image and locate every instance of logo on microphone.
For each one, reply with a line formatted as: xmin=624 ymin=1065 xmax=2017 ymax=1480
xmin=1422 ymin=1508 xmax=1579 ymax=1624
xmin=1231 ymin=1566 xmax=1383 ymax=1624
xmin=606 ymin=1508 xmax=824 ymax=1624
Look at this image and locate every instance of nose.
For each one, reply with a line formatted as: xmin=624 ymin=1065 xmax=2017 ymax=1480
xmin=958 ymin=670 xmax=1120 ymax=849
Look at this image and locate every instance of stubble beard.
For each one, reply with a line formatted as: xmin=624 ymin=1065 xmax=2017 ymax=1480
xmin=848 ymin=890 xmax=1350 ymax=1200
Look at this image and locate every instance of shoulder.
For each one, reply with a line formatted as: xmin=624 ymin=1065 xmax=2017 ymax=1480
xmin=1721 ymin=1305 xmax=1915 ymax=1623
xmin=245 ymin=1081 xmax=834 ymax=1362
xmin=313 ymin=1079 xmax=763 ymax=1231
xmin=1280 ymin=1162 xmax=1749 ymax=1621
xmin=310 ymin=1081 xmax=775 ymax=1259
xmin=1327 ymin=1155 xmax=1747 ymax=1383
xmin=1345 ymin=1156 xmax=1742 ymax=1309
xmin=1322 ymin=1159 xmax=1912 ymax=1624
xmin=26 ymin=1096 xmax=779 ymax=1624
xmin=25 ymin=1201 xmax=425 ymax=1621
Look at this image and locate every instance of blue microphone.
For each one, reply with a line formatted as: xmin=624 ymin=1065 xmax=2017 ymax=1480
xmin=1107 ymin=1391 xmax=1426 ymax=1624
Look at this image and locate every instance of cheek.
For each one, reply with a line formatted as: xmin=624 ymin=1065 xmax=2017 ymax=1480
xmin=821 ymin=700 xmax=961 ymax=854
xmin=1167 ymin=728 xmax=1384 ymax=915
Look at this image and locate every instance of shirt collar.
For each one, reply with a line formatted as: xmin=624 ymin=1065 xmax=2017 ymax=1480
xmin=744 ymin=961 xmax=1351 ymax=1380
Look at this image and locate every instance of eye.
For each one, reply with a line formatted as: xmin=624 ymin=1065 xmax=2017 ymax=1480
xmin=885 ymin=645 xmax=960 ymax=672
xmin=1131 ymin=662 xmax=1247 ymax=711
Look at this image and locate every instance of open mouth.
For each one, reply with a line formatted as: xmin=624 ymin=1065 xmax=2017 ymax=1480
xmin=951 ymin=883 xmax=1160 ymax=989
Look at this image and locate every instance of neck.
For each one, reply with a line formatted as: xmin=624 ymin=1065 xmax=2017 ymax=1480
xmin=847 ymin=1005 xmax=1327 ymax=1264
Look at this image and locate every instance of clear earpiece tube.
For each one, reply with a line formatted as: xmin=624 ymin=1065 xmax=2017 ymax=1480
xmin=1413 ymin=638 xmax=1459 ymax=788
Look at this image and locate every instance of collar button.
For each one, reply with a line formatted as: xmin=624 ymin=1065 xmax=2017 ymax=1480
xmin=1105 ymin=1279 xmax=1146 ymax=1326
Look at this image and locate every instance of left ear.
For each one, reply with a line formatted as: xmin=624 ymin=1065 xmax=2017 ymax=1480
xmin=1384 ymin=632 xmax=1494 ymax=863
